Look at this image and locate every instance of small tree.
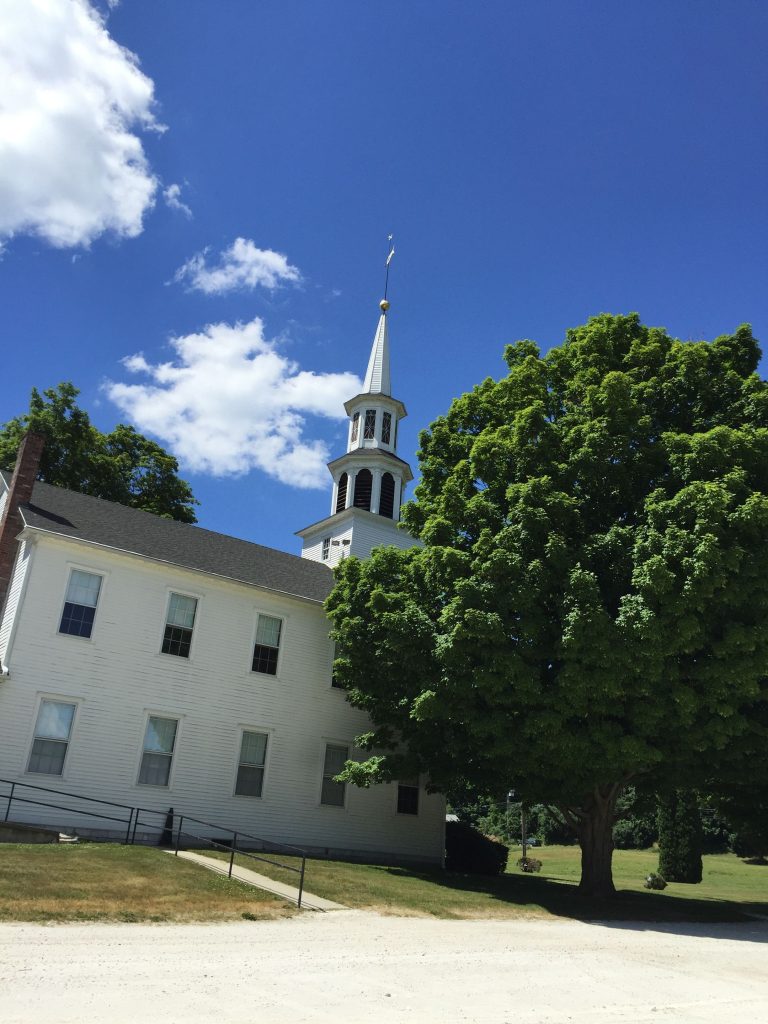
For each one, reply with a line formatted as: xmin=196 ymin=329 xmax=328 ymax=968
xmin=328 ymin=314 xmax=768 ymax=898
xmin=717 ymin=786 xmax=768 ymax=863
xmin=657 ymin=790 xmax=703 ymax=883
xmin=0 ymin=383 xmax=197 ymax=522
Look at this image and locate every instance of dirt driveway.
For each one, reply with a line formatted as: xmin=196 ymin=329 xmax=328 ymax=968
xmin=2 ymin=912 xmax=766 ymax=1023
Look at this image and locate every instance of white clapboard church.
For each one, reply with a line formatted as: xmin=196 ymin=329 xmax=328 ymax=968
xmin=0 ymin=298 xmax=444 ymax=864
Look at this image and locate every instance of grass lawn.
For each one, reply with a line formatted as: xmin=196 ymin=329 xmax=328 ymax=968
xmin=0 ymin=843 xmax=295 ymax=922
xmin=0 ymin=842 xmax=764 ymax=923
xmin=205 ymin=844 xmax=768 ymax=922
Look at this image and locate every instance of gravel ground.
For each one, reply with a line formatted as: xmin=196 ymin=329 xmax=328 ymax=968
xmin=2 ymin=912 xmax=767 ymax=1023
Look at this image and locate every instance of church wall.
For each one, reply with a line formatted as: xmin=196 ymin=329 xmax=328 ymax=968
xmin=0 ymin=533 xmax=444 ymax=863
xmin=0 ymin=540 xmax=32 ymax=664
xmin=348 ymin=515 xmax=422 ymax=559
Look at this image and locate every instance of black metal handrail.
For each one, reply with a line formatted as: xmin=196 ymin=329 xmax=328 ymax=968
xmin=132 ymin=806 xmax=307 ymax=908
xmin=1 ymin=777 xmax=136 ymax=842
xmin=0 ymin=776 xmax=309 ymax=908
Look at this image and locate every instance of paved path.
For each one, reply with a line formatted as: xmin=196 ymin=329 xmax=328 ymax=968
xmin=2 ymin=915 xmax=767 ymax=1023
xmin=169 ymin=849 xmax=345 ymax=911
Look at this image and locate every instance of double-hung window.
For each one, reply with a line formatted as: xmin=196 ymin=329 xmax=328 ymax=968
xmin=59 ymin=569 xmax=102 ymax=638
xmin=397 ymin=777 xmax=419 ymax=815
xmin=161 ymin=593 xmax=197 ymax=658
xmin=235 ymin=731 xmax=268 ymax=797
xmin=138 ymin=716 xmax=178 ymax=786
xmin=27 ymin=700 xmax=76 ymax=775
xmin=321 ymin=537 xmax=331 ymax=561
xmin=321 ymin=743 xmax=348 ymax=806
xmin=252 ymin=614 xmax=282 ymax=675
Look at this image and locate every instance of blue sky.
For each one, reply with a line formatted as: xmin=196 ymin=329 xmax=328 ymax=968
xmin=2 ymin=0 xmax=766 ymax=551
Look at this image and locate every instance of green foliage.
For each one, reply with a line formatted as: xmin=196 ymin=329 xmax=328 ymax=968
xmin=451 ymin=795 xmax=574 ymax=846
xmin=531 ymin=806 xmax=576 ymax=845
xmin=613 ymin=786 xmax=657 ymax=849
xmin=699 ymin=801 xmax=735 ymax=854
xmin=0 ymin=383 xmax=197 ymax=523
xmin=327 ymin=315 xmax=768 ymax=897
xmin=445 ymin=821 xmax=508 ymax=876
xmin=716 ymin=786 xmax=768 ymax=862
xmin=658 ymin=790 xmax=703 ymax=883
xmin=517 ymin=857 xmax=543 ymax=872
xmin=644 ymin=873 xmax=667 ymax=890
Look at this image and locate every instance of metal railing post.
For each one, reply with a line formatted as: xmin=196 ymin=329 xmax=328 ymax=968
xmin=4 ymin=782 xmax=15 ymax=822
xmin=229 ymin=833 xmax=237 ymax=878
xmin=298 ymin=856 xmax=306 ymax=909
xmin=175 ymin=815 xmax=183 ymax=856
xmin=124 ymin=807 xmax=134 ymax=845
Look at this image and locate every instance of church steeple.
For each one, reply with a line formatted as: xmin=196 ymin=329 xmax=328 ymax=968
xmin=362 ymin=300 xmax=392 ymax=395
xmin=297 ymin=286 xmax=419 ymax=566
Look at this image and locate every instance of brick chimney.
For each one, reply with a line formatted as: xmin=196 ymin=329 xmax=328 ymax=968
xmin=0 ymin=431 xmax=45 ymax=614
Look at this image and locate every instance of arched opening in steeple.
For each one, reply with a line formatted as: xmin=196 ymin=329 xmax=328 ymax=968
xmin=335 ymin=473 xmax=348 ymax=514
xmin=353 ymin=469 xmax=372 ymax=511
xmin=379 ymin=473 xmax=395 ymax=519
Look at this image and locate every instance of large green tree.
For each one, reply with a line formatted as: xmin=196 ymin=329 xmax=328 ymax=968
xmin=0 ymin=383 xmax=198 ymax=523
xmin=327 ymin=314 xmax=768 ymax=898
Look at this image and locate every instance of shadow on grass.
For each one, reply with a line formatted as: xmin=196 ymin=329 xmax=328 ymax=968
xmin=383 ymin=866 xmax=768 ymax=940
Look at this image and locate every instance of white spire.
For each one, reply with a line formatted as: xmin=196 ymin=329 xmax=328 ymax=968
xmin=363 ymin=301 xmax=391 ymax=395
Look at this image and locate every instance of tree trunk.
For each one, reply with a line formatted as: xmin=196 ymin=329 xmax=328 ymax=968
xmin=574 ymin=786 xmax=619 ymax=899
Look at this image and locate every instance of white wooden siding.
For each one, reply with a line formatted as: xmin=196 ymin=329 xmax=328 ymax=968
xmin=0 ymin=540 xmax=31 ymax=663
xmin=302 ymin=509 xmax=421 ymax=567
xmin=0 ymin=534 xmax=444 ymax=863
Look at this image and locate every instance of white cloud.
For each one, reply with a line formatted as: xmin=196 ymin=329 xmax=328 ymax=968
xmin=163 ymin=183 xmax=192 ymax=218
xmin=106 ymin=318 xmax=361 ymax=488
xmin=0 ymin=0 xmax=160 ymax=249
xmin=173 ymin=238 xmax=301 ymax=295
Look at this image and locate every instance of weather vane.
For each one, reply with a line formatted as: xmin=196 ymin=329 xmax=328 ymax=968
xmin=383 ymin=234 xmax=395 ymax=301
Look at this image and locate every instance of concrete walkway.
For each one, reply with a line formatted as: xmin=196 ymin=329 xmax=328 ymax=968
xmin=168 ymin=849 xmax=346 ymax=911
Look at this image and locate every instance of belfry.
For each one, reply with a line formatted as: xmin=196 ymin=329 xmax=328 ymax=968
xmin=297 ymin=295 xmax=419 ymax=566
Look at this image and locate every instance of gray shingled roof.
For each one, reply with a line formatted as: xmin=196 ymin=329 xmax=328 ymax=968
xmin=4 ymin=474 xmax=334 ymax=604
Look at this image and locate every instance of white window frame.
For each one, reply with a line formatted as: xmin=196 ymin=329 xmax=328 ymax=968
xmin=232 ymin=725 xmax=272 ymax=799
xmin=136 ymin=711 xmax=181 ymax=789
xmin=56 ymin=564 xmax=107 ymax=642
xmin=319 ymin=740 xmax=351 ymax=809
xmin=321 ymin=537 xmax=331 ymax=561
xmin=158 ymin=588 xmax=201 ymax=661
xmin=249 ymin=610 xmax=286 ymax=677
xmin=24 ymin=694 xmax=81 ymax=779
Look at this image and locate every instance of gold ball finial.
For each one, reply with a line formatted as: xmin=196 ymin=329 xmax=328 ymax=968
xmin=380 ymin=298 xmax=390 ymax=312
